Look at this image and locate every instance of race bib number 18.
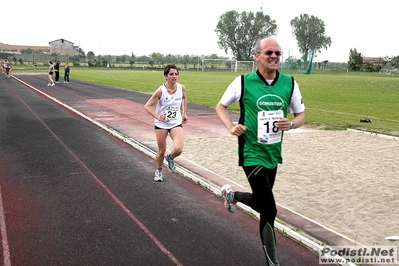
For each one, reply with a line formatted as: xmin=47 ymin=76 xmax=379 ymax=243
xmin=257 ymin=110 xmax=283 ymax=144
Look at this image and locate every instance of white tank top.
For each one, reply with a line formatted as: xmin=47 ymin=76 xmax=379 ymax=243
xmin=154 ymin=83 xmax=183 ymax=129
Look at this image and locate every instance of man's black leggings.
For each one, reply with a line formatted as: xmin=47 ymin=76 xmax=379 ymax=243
xmin=234 ymin=165 xmax=279 ymax=265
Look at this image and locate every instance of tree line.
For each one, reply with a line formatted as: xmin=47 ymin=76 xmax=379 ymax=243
xmin=3 ymin=9 xmax=398 ymax=72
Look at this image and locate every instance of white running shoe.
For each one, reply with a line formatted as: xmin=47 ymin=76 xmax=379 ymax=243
xmin=154 ymin=169 xmax=164 ymax=182
xmin=165 ymin=153 xmax=176 ymax=172
xmin=47 ymin=83 xmax=51 ymax=86
xmin=221 ymin=184 xmax=237 ymax=213
xmin=51 ymin=83 xmax=55 ymax=87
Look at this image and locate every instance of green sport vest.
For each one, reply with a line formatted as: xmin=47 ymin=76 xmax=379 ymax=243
xmin=238 ymin=70 xmax=294 ymax=168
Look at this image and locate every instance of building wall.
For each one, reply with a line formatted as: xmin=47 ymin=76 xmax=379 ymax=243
xmin=49 ymin=39 xmax=80 ymax=56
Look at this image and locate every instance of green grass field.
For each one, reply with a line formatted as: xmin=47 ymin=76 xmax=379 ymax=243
xmin=13 ymin=67 xmax=399 ymax=136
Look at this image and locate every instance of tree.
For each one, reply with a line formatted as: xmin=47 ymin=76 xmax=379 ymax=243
xmin=77 ymin=48 xmax=85 ymax=56
xmin=116 ymin=54 xmax=128 ymax=63
xmin=87 ymin=51 xmax=96 ymax=66
xmin=20 ymin=48 xmax=34 ymax=54
xmin=290 ymin=14 xmax=331 ymax=57
xmin=348 ymin=48 xmax=363 ymax=71
xmin=392 ymin=56 xmax=399 ymax=68
xmin=215 ymin=10 xmax=277 ymax=61
xmin=129 ymin=52 xmax=136 ymax=67
xmin=137 ymin=55 xmax=150 ymax=64
xmin=87 ymin=51 xmax=95 ymax=60
xmin=180 ymin=54 xmax=191 ymax=69
xmin=206 ymin=54 xmax=220 ymax=59
xmin=364 ymin=61 xmax=374 ymax=72
xmin=283 ymin=56 xmax=299 ymax=70
xmin=69 ymin=55 xmax=82 ymax=66
xmin=164 ymin=54 xmax=175 ymax=65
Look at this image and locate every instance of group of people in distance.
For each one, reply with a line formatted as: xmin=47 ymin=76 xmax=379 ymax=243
xmin=1 ymin=59 xmax=71 ymax=85
xmin=1 ymin=58 xmax=71 ymax=85
xmin=145 ymin=37 xmax=305 ymax=266
xmin=47 ymin=60 xmax=70 ymax=87
xmin=1 ymin=58 xmax=13 ymax=78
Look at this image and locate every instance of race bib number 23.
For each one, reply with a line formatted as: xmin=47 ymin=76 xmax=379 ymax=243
xmin=165 ymin=106 xmax=181 ymax=123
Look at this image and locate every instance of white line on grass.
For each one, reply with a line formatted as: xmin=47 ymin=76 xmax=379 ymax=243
xmin=307 ymin=107 xmax=399 ymax=123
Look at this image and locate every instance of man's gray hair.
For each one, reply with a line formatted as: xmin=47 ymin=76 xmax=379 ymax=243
xmin=254 ymin=38 xmax=263 ymax=54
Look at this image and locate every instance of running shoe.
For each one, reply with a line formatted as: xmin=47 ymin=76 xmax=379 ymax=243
xmin=221 ymin=184 xmax=237 ymax=213
xmin=51 ymin=83 xmax=55 ymax=87
xmin=47 ymin=83 xmax=51 ymax=86
xmin=165 ymin=153 xmax=175 ymax=172
xmin=154 ymin=169 xmax=163 ymax=182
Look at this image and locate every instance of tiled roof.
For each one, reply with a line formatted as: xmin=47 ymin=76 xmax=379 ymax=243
xmin=0 ymin=42 xmax=49 ymax=51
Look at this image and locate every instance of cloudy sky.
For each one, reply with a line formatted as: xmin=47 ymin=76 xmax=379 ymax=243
xmin=6 ymin=0 xmax=398 ymax=62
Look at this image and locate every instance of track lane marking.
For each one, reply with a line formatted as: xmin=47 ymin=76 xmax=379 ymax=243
xmin=8 ymin=78 xmax=184 ymax=266
xmin=0 ymin=184 xmax=11 ymax=266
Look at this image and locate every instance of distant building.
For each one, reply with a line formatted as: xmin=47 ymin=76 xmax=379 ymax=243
xmin=0 ymin=42 xmax=49 ymax=54
xmin=0 ymin=38 xmax=81 ymax=56
xmin=49 ymin=38 xmax=81 ymax=56
xmin=363 ymin=57 xmax=380 ymax=63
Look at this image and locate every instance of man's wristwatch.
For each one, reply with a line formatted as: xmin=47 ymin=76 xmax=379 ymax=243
xmin=289 ymin=121 xmax=295 ymax=129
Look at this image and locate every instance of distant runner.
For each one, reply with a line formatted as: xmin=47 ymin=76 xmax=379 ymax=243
xmin=144 ymin=64 xmax=188 ymax=182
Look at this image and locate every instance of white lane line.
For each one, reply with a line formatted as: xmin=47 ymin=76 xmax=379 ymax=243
xmin=0 ymin=185 xmax=11 ymax=266
xmin=11 ymin=76 xmax=184 ymax=266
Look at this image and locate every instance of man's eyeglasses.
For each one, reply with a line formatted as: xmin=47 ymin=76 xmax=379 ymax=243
xmin=263 ymin=51 xmax=282 ymax=57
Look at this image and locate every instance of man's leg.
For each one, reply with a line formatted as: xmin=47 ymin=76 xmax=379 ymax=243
xmin=234 ymin=166 xmax=279 ymax=265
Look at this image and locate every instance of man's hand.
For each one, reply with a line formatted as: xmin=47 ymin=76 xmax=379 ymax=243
xmin=229 ymin=124 xmax=247 ymax=136
xmin=275 ymin=118 xmax=291 ymax=131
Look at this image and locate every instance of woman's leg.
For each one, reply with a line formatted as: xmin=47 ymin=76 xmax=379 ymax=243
xmin=154 ymin=129 xmax=168 ymax=168
xmin=169 ymin=126 xmax=184 ymax=159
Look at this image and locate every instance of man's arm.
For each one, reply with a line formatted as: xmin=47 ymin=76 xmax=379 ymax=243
xmin=215 ymin=102 xmax=246 ymax=136
xmin=291 ymin=112 xmax=305 ymax=129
